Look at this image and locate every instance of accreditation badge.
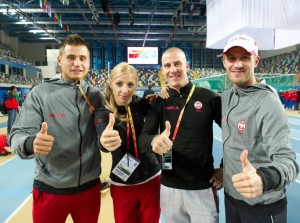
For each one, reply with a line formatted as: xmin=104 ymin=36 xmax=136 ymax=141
xmin=112 ymin=153 xmax=140 ymax=182
xmin=162 ymin=149 xmax=172 ymax=170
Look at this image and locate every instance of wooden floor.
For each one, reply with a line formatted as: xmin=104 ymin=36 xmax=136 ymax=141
xmin=9 ymin=151 xmax=115 ymax=223
xmin=285 ymin=109 xmax=300 ymax=117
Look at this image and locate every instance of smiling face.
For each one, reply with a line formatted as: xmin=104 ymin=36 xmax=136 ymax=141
xmin=110 ymin=72 xmax=137 ymax=106
xmin=161 ymin=48 xmax=189 ymax=92
xmin=223 ymin=46 xmax=260 ymax=87
xmin=57 ymin=44 xmax=90 ymax=81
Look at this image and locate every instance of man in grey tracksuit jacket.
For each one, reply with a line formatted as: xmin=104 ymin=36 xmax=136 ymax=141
xmin=221 ymin=34 xmax=299 ymax=223
xmin=9 ymin=78 xmax=104 ymax=190
xmin=9 ymin=33 xmax=105 ymax=223
xmin=222 ymin=83 xmax=299 ymax=215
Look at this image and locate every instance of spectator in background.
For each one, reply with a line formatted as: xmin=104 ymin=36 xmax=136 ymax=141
xmin=278 ymin=90 xmax=285 ymax=105
xmin=8 ymin=34 xmax=104 ymax=223
xmin=95 ymin=62 xmax=161 ymax=223
xmin=23 ymin=93 xmax=28 ymax=101
xmin=296 ymin=88 xmax=300 ymax=111
xmin=24 ymin=84 xmax=37 ymax=101
xmin=143 ymin=84 xmax=155 ymax=99
xmin=221 ymin=34 xmax=299 ymax=223
xmin=4 ymin=86 xmax=18 ymax=136
xmin=13 ymin=89 xmax=20 ymax=105
xmin=290 ymin=89 xmax=299 ymax=110
xmin=139 ymin=47 xmax=223 ymax=223
xmin=283 ymin=89 xmax=292 ymax=110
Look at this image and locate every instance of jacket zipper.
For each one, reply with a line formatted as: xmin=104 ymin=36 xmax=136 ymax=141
xmin=223 ymin=90 xmax=240 ymax=147
xmin=75 ymin=86 xmax=83 ymax=186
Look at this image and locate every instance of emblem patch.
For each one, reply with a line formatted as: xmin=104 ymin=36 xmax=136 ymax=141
xmin=237 ymin=120 xmax=246 ymax=135
xmin=194 ymin=101 xmax=202 ymax=109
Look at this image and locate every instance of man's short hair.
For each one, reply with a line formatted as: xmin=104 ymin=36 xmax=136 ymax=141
xmin=10 ymin=86 xmax=16 ymax=91
xmin=59 ymin=34 xmax=90 ymax=55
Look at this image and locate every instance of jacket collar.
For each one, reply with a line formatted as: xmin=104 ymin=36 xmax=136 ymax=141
xmin=169 ymin=81 xmax=192 ymax=96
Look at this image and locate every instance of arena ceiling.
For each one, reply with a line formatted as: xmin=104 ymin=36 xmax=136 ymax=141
xmin=0 ymin=0 xmax=207 ymax=47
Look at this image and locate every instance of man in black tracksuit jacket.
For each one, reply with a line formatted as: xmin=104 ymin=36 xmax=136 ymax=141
xmin=139 ymin=47 xmax=222 ymax=223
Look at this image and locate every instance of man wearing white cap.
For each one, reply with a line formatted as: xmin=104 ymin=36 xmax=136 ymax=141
xmin=221 ymin=34 xmax=299 ymax=223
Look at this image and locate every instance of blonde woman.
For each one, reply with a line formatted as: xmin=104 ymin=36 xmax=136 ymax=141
xmin=95 ymin=62 xmax=161 ymax=223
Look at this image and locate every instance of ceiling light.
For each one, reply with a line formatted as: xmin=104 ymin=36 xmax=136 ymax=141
xmin=60 ymin=0 xmax=70 ymax=5
xmin=29 ymin=30 xmax=46 ymax=33
xmin=40 ymin=37 xmax=55 ymax=40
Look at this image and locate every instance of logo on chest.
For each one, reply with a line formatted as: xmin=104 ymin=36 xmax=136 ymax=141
xmin=48 ymin=113 xmax=66 ymax=118
xmin=164 ymin=106 xmax=180 ymax=110
xmin=194 ymin=101 xmax=203 ymax=112
xmin=237 ymin=120 xmax=246 ymax=135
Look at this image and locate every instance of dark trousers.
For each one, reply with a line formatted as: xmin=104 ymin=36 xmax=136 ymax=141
xmin=7 ymin=109 xmax=17 ymax=134
xmin=225 ymin=196 xmax=287 ymax=223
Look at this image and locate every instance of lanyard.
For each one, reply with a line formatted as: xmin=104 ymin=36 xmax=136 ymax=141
xmin=126 ymin=106 xmax=139 ymax=160
xmin=171 ymin=85 xmax=195 ymax=142
xmin=75 ymin=81 xmax=95 ymax=114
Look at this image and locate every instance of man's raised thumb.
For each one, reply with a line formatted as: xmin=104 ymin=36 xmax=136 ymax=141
xmin=106 ymin=113 xmax=115 ymax=130
xmin=40 ymin=122 xmax=48 ymax=135
xmin=240 ymin=149 xmax=250 ymax=169
xmin=163 ymin=121 xmax=171 ymax=137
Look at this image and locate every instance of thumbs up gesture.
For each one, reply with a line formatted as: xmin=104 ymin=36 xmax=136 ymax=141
xmin=100 ymin=113 xmax=122 ymax=152
xmin=33 ymin=122 xmax=55 ymax=155
xmin=151 ymin=121 xmax=173 ymax=155
xmin=232 ymin=150 xmax=264 ymax=198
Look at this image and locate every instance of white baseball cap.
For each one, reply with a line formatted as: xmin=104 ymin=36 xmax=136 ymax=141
xmin=223 ymin=34 xmax=258 ymax=55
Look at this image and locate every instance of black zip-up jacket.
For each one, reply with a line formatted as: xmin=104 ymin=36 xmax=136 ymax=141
xmin=139 ymin=82 xmax=221 ymax=190
xmin=94 ymin=96 xmax=161 ymax=185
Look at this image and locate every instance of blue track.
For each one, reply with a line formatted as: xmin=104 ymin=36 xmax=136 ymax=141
xmin=0 ymin=121 xmax=7 ymax=129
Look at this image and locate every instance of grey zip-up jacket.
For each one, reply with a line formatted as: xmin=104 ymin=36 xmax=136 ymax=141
xmin=8 ymin=78 xmax=104 ymax=193
xmin=221 ymin=83 xmax=299 ymax=206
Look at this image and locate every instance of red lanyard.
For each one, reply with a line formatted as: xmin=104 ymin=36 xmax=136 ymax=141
xmin=126 ymin=106 xmax=139 ymax=160
xmin=171 ymin=85 xmax=195 ymax=142
xmin=75 ymin=81 xmax=95 ymax=114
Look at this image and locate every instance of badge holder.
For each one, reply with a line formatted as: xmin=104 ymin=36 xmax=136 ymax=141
xmin=162 ymin=149 xmax=172 ymax=170
xmin=112 ymin=153 xmax=140 ymax=182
